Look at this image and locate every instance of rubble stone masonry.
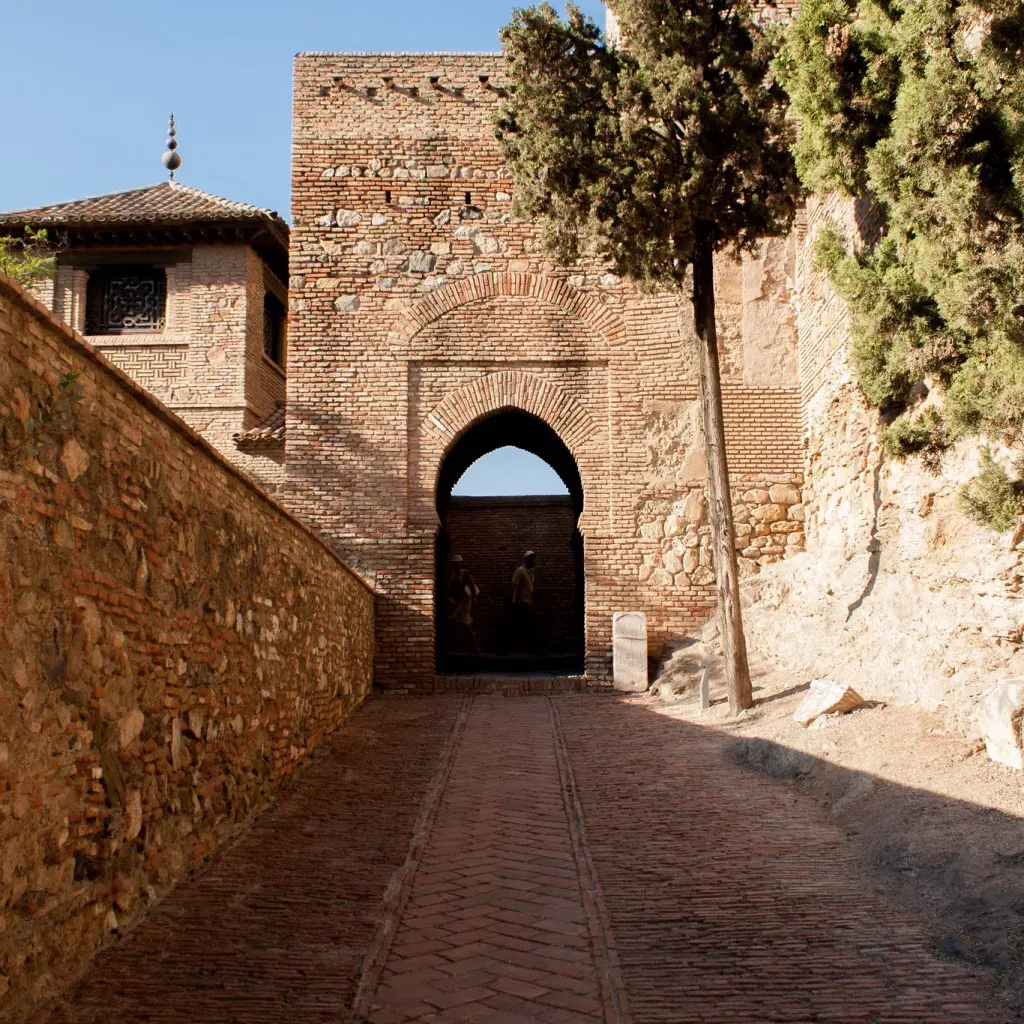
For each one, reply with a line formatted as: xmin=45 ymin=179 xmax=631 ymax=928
xmin=794 ymin=195 xmax=885 ymax=565
xmin=0 ymin=274 xmax=374 ymax=1023
xmin=288 ymin=52 xmax=805 ymax=689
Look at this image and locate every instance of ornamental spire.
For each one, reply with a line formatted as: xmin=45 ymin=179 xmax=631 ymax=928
xmin=162 ymin=114 xmax=182 ymax=181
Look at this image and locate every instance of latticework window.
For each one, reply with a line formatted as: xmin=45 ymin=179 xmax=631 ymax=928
xmin=85 ymin=267 xmax=167 ymax=335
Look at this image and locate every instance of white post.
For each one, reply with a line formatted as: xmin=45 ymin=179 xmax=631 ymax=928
xmin=613 ymin=612 xmax=648 ymax=692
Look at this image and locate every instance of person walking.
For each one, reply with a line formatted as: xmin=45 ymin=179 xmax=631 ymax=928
xmin=448 ymin=554 xmax=480 ymax=655
xmin=510 ymin=550 xmax=537 ymax=654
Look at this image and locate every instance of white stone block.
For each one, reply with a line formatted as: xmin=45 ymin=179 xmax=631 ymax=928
xmin=978 ymin=681 xmax=1024 ymax=770
xmin=793 ymin=679 xmax=864 ymax=726
xmin=613 ymin=612 xmax=648 ymax=693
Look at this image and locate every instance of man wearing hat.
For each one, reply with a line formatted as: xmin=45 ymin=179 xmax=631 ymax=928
xmin=510 ymin=550 xmax=537 ymax=653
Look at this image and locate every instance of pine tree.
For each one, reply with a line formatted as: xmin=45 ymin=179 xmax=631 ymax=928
xmin=497 ymin=1 xmax=799 ymax=713
xmin=777 ymin=0 xmax=1024 ymax=481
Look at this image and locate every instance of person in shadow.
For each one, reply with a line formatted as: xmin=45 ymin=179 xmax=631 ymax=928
xmin=510 ymin=550 xmax=537 ymax=655
xmin=447 ymin=554 xmax=480 ymax=655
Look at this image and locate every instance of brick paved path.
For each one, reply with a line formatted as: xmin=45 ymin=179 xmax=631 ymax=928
xmin=358 ymin=696 xmax=618 ymax=1024
xmin=44 ymin=694 xmax=998 ymax=1024
xmin=43 ymin=699 xmax=463 ymax=1024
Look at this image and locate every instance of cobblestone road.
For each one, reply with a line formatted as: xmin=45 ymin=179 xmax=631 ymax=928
xmin=44 ymin=694 xmax=998 ymax=1024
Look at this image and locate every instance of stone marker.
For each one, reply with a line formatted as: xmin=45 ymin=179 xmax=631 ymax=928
xmin=793 ymin=679 xmax=865 ymax=726
xmin=699 ymin=665 xmax=711 ymax=712
xmin=977 ymin=680 xmax=1024 ymax=770
xmin=613 ymin=612 xmax=648 ymax=693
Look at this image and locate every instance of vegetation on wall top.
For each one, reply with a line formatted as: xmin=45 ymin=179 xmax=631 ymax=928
xmin=0 ymin=227 xmax=57 ymax=288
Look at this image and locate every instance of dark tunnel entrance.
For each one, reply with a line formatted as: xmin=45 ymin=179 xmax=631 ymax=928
xmin=435 ymin=410 xmax=585 ymax=676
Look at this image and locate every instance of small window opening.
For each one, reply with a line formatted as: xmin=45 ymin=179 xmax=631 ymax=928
xmin=465 ymin=191 xmax=472 ymax=205
xmin=263 ymin=293 xmax=286 ymax=368
xmin=385 ymin=190 xmax=392 ymax=204
xmin=85 ymin=266 xmax=167 ymax=335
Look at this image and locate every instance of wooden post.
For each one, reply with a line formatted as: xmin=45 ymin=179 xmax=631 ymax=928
xmin=690 ymin=225 xmax=753 ymax=714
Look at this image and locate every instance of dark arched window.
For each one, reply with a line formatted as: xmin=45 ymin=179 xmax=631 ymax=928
xmin=85 ymin=266 xmax=167 ymax=335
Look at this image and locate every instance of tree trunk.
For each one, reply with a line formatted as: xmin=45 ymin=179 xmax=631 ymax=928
xmin=691 ymin=225 xmax=753 ymax=714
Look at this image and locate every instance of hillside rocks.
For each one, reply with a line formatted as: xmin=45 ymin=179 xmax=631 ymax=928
xmin=740 ymin=433 xmax=1024 ymax=754
xmin=650 ymin=638 xmax=723 ymax=699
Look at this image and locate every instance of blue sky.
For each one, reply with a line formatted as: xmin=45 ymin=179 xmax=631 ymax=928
xmin=452 ymin=448 xmax=569 ymax=496
xmin=0 ymin=0 xmax=602 ymax=496
xmin=0 ymin=0 xmax=606 ymax=220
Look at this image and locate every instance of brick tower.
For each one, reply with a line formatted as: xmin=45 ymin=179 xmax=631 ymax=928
xmin=288 ymin=48 xmax=805 ymax=692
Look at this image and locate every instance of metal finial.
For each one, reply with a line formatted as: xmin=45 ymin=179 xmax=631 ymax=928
xmin=162 ymin=114 xmax=182 ymax=180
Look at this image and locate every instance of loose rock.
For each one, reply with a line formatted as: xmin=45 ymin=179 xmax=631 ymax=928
xmin=794 ymin=679 xmax=865 ymax=726
xmin=977 ymin=681 xmax=1024 ymax=770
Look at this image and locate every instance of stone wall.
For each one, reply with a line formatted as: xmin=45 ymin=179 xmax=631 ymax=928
xmin=735 ymin=193 xmax=1024 ymax=737
xmin=444 ymin=496 xmax=580 ymax=656
xmin=288 ymin=52 xmax=805 ymax=689
xmin=0 ymin=273 xmax=374 ymax=1023
xmin=794 ymin=195 xmax=884 ymax=566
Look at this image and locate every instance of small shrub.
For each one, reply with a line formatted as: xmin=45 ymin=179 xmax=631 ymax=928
xmin=879 ymin=409 xmax=946 ymax=466
xmin=958 ymin=448 xmax=1024 ymax=531
xmin=0 ymin=227 xmax=57 ymax=287
xmin=1 ymin=372 xmax=84 ymax=466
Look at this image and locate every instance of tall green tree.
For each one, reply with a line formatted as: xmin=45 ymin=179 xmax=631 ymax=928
xmin=497 ymin=1 xmax=799 ymax=712
xmin=777 ymin=0 xmax=1024 ymax=478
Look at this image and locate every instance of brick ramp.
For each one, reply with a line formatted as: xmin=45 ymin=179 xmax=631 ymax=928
xmin=41 ymin=693 xmax=999 ymax=1024
xmin=557 ymin=694 xmax=995 ymax=1023
xmin=42 ymin=698 xmax=463 ymax=1024
xmin=361 ymin=696 xmax=613 ymax=1023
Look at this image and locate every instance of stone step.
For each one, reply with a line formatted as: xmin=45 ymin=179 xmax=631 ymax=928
xmin=434 ymin=674 xmax=589 ymax=695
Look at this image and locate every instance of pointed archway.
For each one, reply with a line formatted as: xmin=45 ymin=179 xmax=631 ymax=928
xmin=435 ymin=409 xmax=585 ymax=676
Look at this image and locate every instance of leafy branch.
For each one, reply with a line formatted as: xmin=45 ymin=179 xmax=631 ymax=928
xmin=0 ymin=227 xmax=58 ymax=287
xmin=2 ymin=373 xmax=84 ymax=465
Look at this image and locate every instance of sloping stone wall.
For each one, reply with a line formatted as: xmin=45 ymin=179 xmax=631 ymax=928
xmin=0 ymin=273 xmax=374 ymax=1023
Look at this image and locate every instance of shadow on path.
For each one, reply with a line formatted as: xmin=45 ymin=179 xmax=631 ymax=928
xmin=557 ymin=694 xmax=1015 ymax=1024
xmin=39 ymin=693 xmax=1018 ymax=1024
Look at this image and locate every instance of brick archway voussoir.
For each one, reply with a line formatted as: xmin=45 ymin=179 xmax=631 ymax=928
xmin=388 ymin=272 xmax=626 ymax=353
xmin=424 ymin=370 xmax=600 ymax=459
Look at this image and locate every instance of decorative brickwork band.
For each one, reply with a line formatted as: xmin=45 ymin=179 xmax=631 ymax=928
xmin=388 ymin=271 xmax=626 ymax=355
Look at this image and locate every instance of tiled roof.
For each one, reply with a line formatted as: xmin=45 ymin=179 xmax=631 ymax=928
xmin=0 ymin=181 xmax=288 ymax=232
xmin=234 ymin=404 xmax=285 ymax=448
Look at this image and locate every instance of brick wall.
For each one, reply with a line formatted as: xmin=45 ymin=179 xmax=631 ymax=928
xmin=48 ymin=245 xmax=286 ymax=495
xmin=0 ymin=273 xmax=374 ymax=1023
xmin=444 ymin=497 xmax=580 ymax=657
xmin=287 ymin=52 xmax=806 ymax=689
